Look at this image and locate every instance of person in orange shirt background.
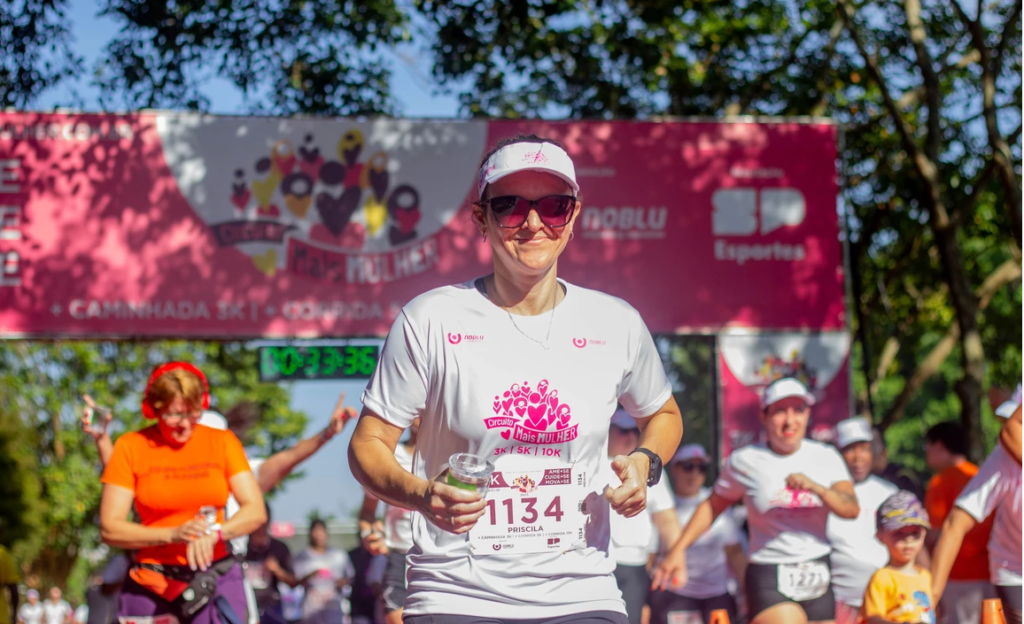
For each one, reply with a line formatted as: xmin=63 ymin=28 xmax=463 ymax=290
xmin=923 ymin=421 xmax=995 ymax=624
xmin=99 ymin=362 xmax=267 ymax=624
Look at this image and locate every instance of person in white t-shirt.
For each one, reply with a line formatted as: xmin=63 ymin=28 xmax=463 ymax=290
xmin=826 ymin=417 xmax=898 ymax=624
xmin=932 ymin=405 xmax=1023 ymax=624
xmin=654 ymin=377 xmax=859 ymax=624
xmin=348 ymin=134 xmax=683 ymax=624
xmin=357 ymin=416 xmax=420 ymax=624
xmin=292 ymin=520 xmax=355 ymax=624
xmin=604 ymin=409 xmax=680 ymax=624
xmin=16 ymin=590 xmax=42 ymax=624
xmin=41 ymin=589 xmax=71 ymax=624
xmin=650 ymin=444 xmax=745 ymax=624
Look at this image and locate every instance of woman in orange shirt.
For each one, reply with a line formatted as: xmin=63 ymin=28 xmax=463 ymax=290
xmin=100 ymin=363 xmax=266 ymax=624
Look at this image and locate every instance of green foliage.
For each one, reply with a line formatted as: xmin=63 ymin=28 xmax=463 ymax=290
xmin=0 ymin=341 xmax=308 ymax=594
xmin=0 ymin=0 xmax=82 ymax=108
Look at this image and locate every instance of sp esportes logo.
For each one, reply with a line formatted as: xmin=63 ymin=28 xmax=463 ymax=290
xmin=207 ymin=129 xmax=443 ymax=284
xmin=484 ymin=379 xmax=578 ymax=445
xmin=712 ymin=188 xmax=808 ymax=265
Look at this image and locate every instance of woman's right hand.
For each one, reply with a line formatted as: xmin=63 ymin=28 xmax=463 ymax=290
xmin=418 ymin=475 xmax=487 ymax=535
xmin=650 ymin=548 xmax=688 ymax=591
xmin=171 ymin=518 xmax=208 ymax=543
xmin=361 ymin=521 xmax=389 ymax=555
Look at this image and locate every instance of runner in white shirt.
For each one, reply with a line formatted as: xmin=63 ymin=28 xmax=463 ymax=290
xmin=16 ymin=590 xmax=42 ymax=624
xmin=357 ymin=417 xmax=420 ymax=624
xmin=826 ymin=417 xmax=898 ymax=624
xmin=41 ymin=589 xmax=71 ymax=624
xmin=650 ymin=444 xmax=745 ymax=624
xmin=654 ymin=377 xmax=859 ymax=624
xmin=348 ymin=134 xmax=683 ymax=624
xmin=292 ymin=520 xmax=355 ymax=624
xmin=932 ymin=405 xmax=1023 ymax=624
xmin=603 ymin=409 xmax=680 ymax=624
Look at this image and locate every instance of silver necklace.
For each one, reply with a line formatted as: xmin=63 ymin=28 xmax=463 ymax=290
xmin=491 ymin=279 xmax=558 ymax=350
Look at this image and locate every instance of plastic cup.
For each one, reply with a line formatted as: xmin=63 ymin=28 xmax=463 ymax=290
xmin=446 ymin=453 xmax=494 ymax=496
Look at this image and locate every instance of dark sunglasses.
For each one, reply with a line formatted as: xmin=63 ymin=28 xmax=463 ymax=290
xmin=479 ymin=194 xmax=576 ymax=229
xmin=674 ymin=461 xmax=709 ymax=473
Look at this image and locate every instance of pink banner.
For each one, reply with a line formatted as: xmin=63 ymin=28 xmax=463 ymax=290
xmin=718 ymin=333 xmax=852 ymax=458
xmin=0 ymin=113 xmax=842 ymax=337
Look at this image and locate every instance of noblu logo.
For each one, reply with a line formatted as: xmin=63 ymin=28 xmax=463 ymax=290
xmin=579 ymin=206 xmax=667 ymax=239
xmin=712 ymin=188 xmax=807 ymax=265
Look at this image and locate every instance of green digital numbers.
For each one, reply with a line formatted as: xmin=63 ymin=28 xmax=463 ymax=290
xmin=257 ymin=344 xmax=380 ymax=381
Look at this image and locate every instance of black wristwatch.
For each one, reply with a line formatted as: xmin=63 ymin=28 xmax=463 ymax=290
xmin=629 ymin=447 xmax=662 ymax=486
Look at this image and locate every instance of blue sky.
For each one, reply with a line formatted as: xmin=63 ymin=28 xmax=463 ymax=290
xmin=51 ymin=0 xmax=461 ymax=522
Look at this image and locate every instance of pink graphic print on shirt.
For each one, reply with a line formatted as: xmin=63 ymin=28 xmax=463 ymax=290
xmin=485 ymin=379 xmax=578 ymax=445
xmin=768 ymin=487 xmax=824 ymax=509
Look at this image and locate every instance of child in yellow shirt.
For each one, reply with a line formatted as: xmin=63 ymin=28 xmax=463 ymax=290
xmin=860 ymin=491 xmax=937 ymax=622
xmin=861 ymin=491 xmax=936 ymax=624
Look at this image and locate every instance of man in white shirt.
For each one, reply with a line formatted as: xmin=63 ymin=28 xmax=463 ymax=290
xmin=827 ymin=417 xmax=898 ymax=624
xmin=604 ymin=409 xmax=680 ymax=624
xmin=16 ymin=590 xmax=42 ymax=624
xmin=41 ymin=589 xmax=70 ymax=624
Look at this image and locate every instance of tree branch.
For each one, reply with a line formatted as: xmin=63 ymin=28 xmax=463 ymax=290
xmin=995 ymin=0 xmax=1023 ymax=76
xmin=905 ymin=0 xmax=943 ymax=162
xmin=881 ymin=254 xmax=1023 ymax=428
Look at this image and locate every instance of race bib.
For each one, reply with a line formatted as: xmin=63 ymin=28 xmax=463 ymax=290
xmin=242 ymin=561 xmax=269 ymax=590
xmin=469 ymin=465 xmax=587 ymax=555
xmin=666 ymin=612 xmax=703 ymax=624
xmin=777 ymin=560 xmax=830 ymax=602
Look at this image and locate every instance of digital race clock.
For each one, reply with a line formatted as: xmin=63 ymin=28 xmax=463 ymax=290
xmin=258 ymin=344 xmax=380 ymax=381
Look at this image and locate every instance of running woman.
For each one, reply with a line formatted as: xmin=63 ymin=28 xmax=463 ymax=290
xmin=99 ymin=362 xmax=266 ymax=624
xmin=348 ymin=134 xmax=683 ymax=623
xmin=654 ymin=377 xmax=859 ymax=624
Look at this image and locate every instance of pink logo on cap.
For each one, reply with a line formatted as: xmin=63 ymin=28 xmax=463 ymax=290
xmin=522 ymin=151 xmax=548 ymax=164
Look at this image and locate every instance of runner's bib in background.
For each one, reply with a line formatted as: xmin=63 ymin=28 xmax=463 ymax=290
xmin=470 ymin=466 xmax=587 ymax=555
xmin=777 ymin=560 xmax=831 ymax=602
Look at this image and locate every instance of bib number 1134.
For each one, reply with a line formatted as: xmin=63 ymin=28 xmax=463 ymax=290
xmin=470 ymin=467 xmax=586 ymax=555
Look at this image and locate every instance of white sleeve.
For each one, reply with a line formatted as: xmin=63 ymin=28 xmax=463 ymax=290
xmin=713 ymin=452 xmax=748 ymax=502
xmin=361 ymin=311 xmax=430 ymax=429
xmin=648 ymin=477 xmax=675 ymax=514
xmin=617 ymin=310 xmax=672 ymax=417
xmin=824 ymin=445 xmax=854 ymax=486
xmin=715 ymin=509 xmax=743 ymax=547
xmin=956 ymin=445 xmax=1013 ymax=523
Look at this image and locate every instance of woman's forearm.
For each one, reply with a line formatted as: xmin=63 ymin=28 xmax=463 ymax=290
xmin=350 ymin=434 xmax=427 ymax=511
xmin=100 ymin=519 xmax=175 ymax=549
xmin=816 ymin=483 xmax=860 ymax=519
xmin=221 ymin=501 xmax=266 ymax=542
xmin=932 ymin=508 xmax=975 ymax=600
xmin=668 ymin=498 xmax=718 ymax=556
xmin=636 ymin=397 xmax=683 ymax=466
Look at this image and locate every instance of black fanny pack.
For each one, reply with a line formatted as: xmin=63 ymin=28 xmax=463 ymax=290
xmin=137 ymin=556 xmax=239 ymax=621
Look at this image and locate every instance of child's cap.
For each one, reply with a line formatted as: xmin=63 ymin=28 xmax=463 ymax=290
xmin=876 ymin=490 xmax=930 ymax=532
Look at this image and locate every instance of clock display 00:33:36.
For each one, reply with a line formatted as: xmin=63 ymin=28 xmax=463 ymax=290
xmin=258 ymin=345 xmax=380 ymax=381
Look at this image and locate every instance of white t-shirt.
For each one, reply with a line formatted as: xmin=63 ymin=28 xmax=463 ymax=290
xmin=673 ymin=488 xmax=742 ymax=599
xmin=72 ymin=605 xmax=87 ymax=624
xmin=955 ymin=444 xmax=1023 ymax=586
xmin=827 ymin=475 xmax=898 ymax=605
xmin=42 ymin=601 xmax=71 ymax=624
xmin=384 ymin=444 xmax=415 ymax=553
xmin=601 ymin=460 xmax=675 ymax=566
xmin=17 ymin=603 xmax=43 ymax=624
xmin=714 ymin=439 xmax=852 ymax=565
xmin=293 ymin=548 xmax=355 ymax=619
xmin=361 ymin=279 xmax=673 ymax=618
xmin=227 ymin=457 xmax=265 ymax=554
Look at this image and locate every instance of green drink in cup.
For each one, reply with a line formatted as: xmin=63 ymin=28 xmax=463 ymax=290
xmin=446 ymin=453 xmax=495 ymax=496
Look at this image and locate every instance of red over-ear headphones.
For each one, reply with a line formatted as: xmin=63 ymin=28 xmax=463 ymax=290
xmin=141 ymin=362 xmax=210 ymax=419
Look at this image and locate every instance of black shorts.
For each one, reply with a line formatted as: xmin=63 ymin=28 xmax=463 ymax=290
xmin=997 ymin=585 xmax=1023 ymax=624
xmin=613 ymin=564 xmax=651 ymax=624
xmin=649 ymin=590 xmax=737 ymax=624
xmin=381 ymin=550 xmax=407 ymax=613
xmin=745 ymin=556 xmax=835 ymax=621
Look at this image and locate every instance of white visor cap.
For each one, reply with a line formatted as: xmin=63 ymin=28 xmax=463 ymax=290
xmin=478 ymin=141 xmax=580 ymax=199
xmin=199 ymin=410 xmax=228 ymax=430
xmin=995 ymin=383 xmax=1022 ymax=419
xmin=760 ymin=377 xmax=816 ymax=410
xmin=834 ymin=417 xmax=873 ymax=449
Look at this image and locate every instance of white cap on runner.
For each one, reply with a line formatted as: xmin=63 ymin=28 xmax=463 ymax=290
xmin=671 ymin=443 xmax=709 ymax=464
xmin=834 ymin=417 xmax=873 ymax=449
xmin=609 ymin=408 xmax=638 ymax=430
xmin=199 ymin=410 xmax=228 ymax=430
xmin=995 ymin=383 xmax=1021 ymax=418
xmin=477 ymin=141 xmax=579 ymax=199
xmin=760 ymin=377 xmax=816 ymax=409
